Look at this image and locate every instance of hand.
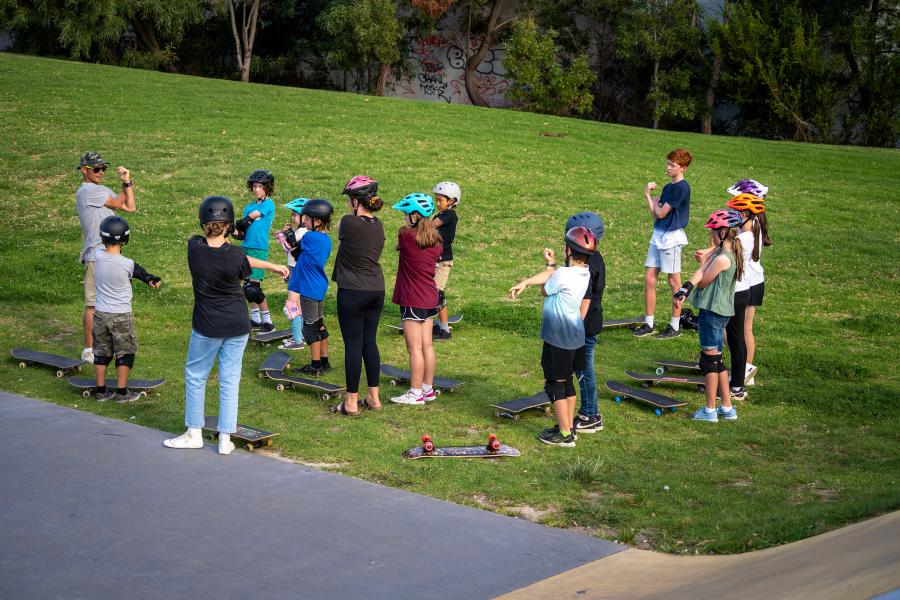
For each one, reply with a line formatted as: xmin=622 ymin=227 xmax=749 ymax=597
xmin=271 ymin=264 xmax=289 ymax=278
xmin=235 ymin=216 xmax=252 ymax=232
xmin=509 ymin=281 xmax=527 ymax=299
xmin=694 ymin=249 xmax=706 ymax=262
xmin=149 ymin=279 xmax=162 ymax=289
xmin=543 ymin=248 xmax=555 ymax=264
xmin=673 ymin=296 xmax=685 ymax=311
xmin=117 ymin=166 xmax=130 ymax=183
xmin=645 ymin=182 xmax=656 ymax=194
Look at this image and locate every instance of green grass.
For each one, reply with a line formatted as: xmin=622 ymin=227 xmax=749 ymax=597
xmin=1 ymin=53 xmax=898 ymax=554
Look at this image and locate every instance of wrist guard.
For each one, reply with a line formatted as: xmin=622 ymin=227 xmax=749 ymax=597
xmin=235 ymin=216 xmax=253 ymax=233
xmin=133 ymin=263 xmax=160 ymax=286
xmin=674 ymin=281 xmax=694 ymax=301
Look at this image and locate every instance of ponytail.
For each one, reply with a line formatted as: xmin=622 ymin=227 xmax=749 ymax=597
xmin=751 ymin=213 xmax=772 ymax=262
xmin=414 ymin=215 xmax=442 ymax=249
xmin=727 ymin=227 xmax=744 ymax=283
xmin=361 ymin=194 xmax=383 ymax=212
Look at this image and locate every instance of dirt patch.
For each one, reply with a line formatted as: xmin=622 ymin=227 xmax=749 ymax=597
xmin=471 ymin=494 xmax=494 ymax=509
xmin=787 ymin=480 xmax=839 ymax=505
xmin=632 ymin=530 xmax=656 ymax=550
xmin=505 ymin=505 xmax=552 ymax=523
xmin=258 ymin=448 xmax=348 ymax=470
xmin=721 ymin=477 xmax=753 ymax=488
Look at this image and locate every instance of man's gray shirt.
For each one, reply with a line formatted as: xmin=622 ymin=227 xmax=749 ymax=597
xmin=76 ymin=182 xmax=115 ymax=263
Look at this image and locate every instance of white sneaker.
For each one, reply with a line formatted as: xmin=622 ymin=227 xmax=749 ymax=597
xmin=163 ymin=428 xmax=203 ymax=449
xmin=81 ymin=348 xmax=94 ymax=363
xmin=218 ymin=434 xmax=235 ymax=455
xmin=391 ymin=389 xmax=425 ymax=405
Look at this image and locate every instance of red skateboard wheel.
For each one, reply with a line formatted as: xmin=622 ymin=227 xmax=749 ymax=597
xmin=486 ymin=434 xmax=500 ymax=452
xmin=422 ymin=434 xmax=434 ymax=452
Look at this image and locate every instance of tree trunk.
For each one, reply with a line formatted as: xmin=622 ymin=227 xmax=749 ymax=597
xmin=375 ymin=63 xmax=389 ymax=96
xmin=651 ymin=59 xmax=660 ymax=129
xmin=701 ymin=0 xmax=727 ymax=134
xmin=228 ymin=0 xmax=260 ymax=83
xmin=464 ymin=0 xmax=506 ymax=107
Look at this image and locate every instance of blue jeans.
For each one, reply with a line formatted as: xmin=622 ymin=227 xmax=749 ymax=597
xmin=184 ymin=330 xmax=249 ymax=434
xmin=290 ymin=316 xmax=304 ymax=344
xmin=575 ymin=334 xmax=598 ymax=416
xmin=698 ymin=309 xmax=730 ymax=351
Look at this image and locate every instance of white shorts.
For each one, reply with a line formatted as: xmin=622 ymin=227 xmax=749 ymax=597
xmin=645 ymin=243 xmax=683 ymax=274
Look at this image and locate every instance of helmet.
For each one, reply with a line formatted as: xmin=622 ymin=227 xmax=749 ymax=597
xmin=705 ymin=208 xmax=743 ymax=230
xmin=99 ymin=215 xmax=130 ymax=245
xmin=284 ymin=198 xmax=308 ymax=214
xmin=726 ymin=193 xmax=765 ymax=214
xmin=392 ymin=193 xmax=435 ymax=217
xmin=199 ymin=195 xmax=235 ymax=226
xmin=565 ymin=212 xmax=604 ymax=240
xmin=302 ymin=198 xmax=334 ymax=221
xmin=247 ymin=170 xmax=275 ymax=188
xmin=79 ymin=151 xmax=108 ymax=170
xmin=726 ymin=179 xmax=768 ymax=198
xmin=432 ymin=181 xmax=461 ymax=203
xmin=565 ymin=226 xmax=597 ymax=255
xmin=342 ymin=175 xmax=378 ymax=198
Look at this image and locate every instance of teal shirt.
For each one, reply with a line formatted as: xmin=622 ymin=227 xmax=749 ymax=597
xmin=690 ymin=249 xmax=736 ymax=317
xmin=241 ymin=198 xmax=275 ymax=250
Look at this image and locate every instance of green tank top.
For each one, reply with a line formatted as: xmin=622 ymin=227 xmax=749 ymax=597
xmin=690 ymin=249 xmax=736 ymax=316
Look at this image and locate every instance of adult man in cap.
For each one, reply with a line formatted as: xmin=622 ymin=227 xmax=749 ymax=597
xmin=75 ymin=151 xmax=137 ymax=362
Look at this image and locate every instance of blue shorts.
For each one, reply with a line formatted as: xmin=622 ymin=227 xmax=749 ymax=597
xmin=698 ymin=309 xmax=730 ymax=351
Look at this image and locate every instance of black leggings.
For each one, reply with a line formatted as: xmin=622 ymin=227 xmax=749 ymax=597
xmin=336 ymin=288 xmax=384 ymax=393
xmin=726 ymin=289 xmax=750 ymax=388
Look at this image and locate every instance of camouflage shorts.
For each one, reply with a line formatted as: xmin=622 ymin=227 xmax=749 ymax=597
xmin=92 ymin=311 xmax=138 ymax=358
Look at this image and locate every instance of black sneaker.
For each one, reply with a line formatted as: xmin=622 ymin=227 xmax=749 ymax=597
xmin=297 ymin=363 xmax=324 ymax=377
xmin=250 ymin=320 xmax=263 ymax=329
xmin=259 ymin=322 xmax=275 ymax=333
xmin=655 ymin=325 xmax=682 ymax=339
xmin=539 ymin=426 xmax=576 ymax=447
xmin=632 ymin=323 xmax=654 ymax=337
xmin=115 ymin=390 xmax=142 ymax=403
xmin=432 ymin=327 xmax=452 ymax=341
xmin=574 ymin=413 xmax=604 ymax=433
xmin=320 ymin=362 xmax=333 ymax=373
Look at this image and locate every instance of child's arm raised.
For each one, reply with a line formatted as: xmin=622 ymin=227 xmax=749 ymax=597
xmin=509 ymin=248 xmax=557 ymax=299
xmin=247 ymin=256 xmax=290 ymax=279
xmin=644 ymin=182 xmax=673 ymax=219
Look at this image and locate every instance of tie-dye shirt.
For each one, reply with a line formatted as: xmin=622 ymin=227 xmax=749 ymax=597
xmin=541 ymin=265 xmax=590 ymax=350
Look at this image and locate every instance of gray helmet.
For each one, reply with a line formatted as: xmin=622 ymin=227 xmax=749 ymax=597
xmin=99 ymin=215 xmax=130 ymax=245
xmin=302 ymin=198 xmax=334 ymax=221
xmin=565 ymin=212 xmax=604 ymax=240
xmin=199 ymin=196 xmax=235 ymax=226
xmin=79 ymin=151 xmax=108 ymax=170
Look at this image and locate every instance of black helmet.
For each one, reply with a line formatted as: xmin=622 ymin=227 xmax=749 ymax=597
xmin=199 ymin=195 xmax=235 ymax=226
xmin=247 ymin=169 xmax=275 ymax=187
xmin=301 ymin=198 xmax=334 ymax=221
xmin=99 ymin=215 xmax=130 ymax=245
xmin=565 ymin=212 xmax=604 ymax=241
xmin=565 ymin=226 xmax=597 ymax=255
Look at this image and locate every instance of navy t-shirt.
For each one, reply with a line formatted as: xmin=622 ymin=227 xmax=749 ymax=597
xmin=654 ymin=179 xmax=690 ymax=233
xmin=188 ymin=236 xmax=253 ymax=337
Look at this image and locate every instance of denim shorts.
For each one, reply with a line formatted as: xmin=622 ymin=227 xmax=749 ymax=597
xmin=698 ymin=309 xmax=730 ymax=351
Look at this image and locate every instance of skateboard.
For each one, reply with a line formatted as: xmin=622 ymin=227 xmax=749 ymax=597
xmin=251 ymin=329 xmax=293 ymax=344
xmin=67 ymin=377 xmax=166 ymax=398
xmin=11 ymin=348 xmax=86 ymax=377
xmin=601 ymin=317 xmax=644 ymax=330
xmin=387 ymin=314 xmax=462 ymax=332
xmin=260 ymin=370 xmax=346 ymax=401
xmin=402 ymin=434 xmax=521 ymax=459
xmin=653 ymin=359 xmax=729 ymax=376
xmin=258 ymin=351 xmax=291 ymax=375
xmin=625 ymin=370 xmax=706 ymax=392
xmin=491 ymin=391 xmax=553 ymax=420
xmin=202 ymin=415 xmax=277 ymax=451
xmin=380 ymin=363 xmax=464 ymax=394
xmin=606 ymin=379 xmax=686 ymax=416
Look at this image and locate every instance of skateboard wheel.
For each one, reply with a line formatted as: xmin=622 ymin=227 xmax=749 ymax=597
xmin=140 ymin=391 xmax=147 ymax=398
xmin=671 ymin=407 xmax=678 ymax=413
xmin=639 ymin=382 xmax=650 ymax=389
xmin=276 ymin=384 xmax=285 ymax=392
xmin=655 ymin=367 xmax=666 ymax=376
xmin=697 ymin=385 xmax=705 ymax=392
xmin=654 ymin=408 xmax=662 ymax=416
xmin=389 ymin=379 xmax=397 ymax=386
xmin=56 ymin=370 xmax=64 ymax=378
xmin=321 ymin=393 xmax=330 ymax=401
xmin=82 ymin=390 xmax=91 ymax=399
xmin=513 ymin=414 xmax=521 ymax=421
xmin=435 ymin=389 xmax=442 ymax=396
xmin=246 ymin=444 xmax=255 ymax=452
xmin=614 ymin=396 xmax=622 ymax=403
xmin=257 ymin=372 xmax=263 ymax=379
xmin=19 ymin=362 xmax=26 ymax=368
xmin=76 ymin=365 xmax=82 ymax=372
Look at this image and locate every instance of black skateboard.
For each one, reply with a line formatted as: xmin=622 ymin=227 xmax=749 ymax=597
xmin=402 ymin=434 xmax=521 ymax=459
xmin=601 ymin=317 xmax=644 ymax=330
xmin=625 ymin=370 xmax=706 ymax=392
xmin=260 ymin=370 xmax=346 ymax=401
xmin=606 ymin=379 xmax=686 ymax=416
xmin=258 ymin=351 xmax=292 ymax=375
xmin=202 ymin=415 xmax=277 ymax=451
xmin=387 ymin=314 xmax=462 ymax=332
xmin=11 ymin=348 xmax=86 ymax=377
xmin=381 ymin=363 xmax=464 ymax=394
xmin=67 ymin=377 xmax=166 ymax=398
xmin=491 ymin=391 xmax=552 ymax=420
xmin=251 ymin=329 xmax=293 ymax=344
xmin=653 ymin=359 xmax=729 ymax=376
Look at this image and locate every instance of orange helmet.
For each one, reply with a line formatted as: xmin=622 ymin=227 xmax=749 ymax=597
xmin=726 ymin=193 xmax=765 ymax=214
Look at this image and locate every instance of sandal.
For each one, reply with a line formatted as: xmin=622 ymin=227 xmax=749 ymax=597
xmin=360 ymin=396 xmax=382 ymax=411
xmin=329 ymin=401 xmax=360 ymax=416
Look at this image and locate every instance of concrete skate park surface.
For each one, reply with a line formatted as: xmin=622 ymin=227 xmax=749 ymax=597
xmin=2 ymin=391 xmax=898 ymax=599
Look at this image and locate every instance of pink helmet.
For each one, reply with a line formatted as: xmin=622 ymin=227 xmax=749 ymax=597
xmin=342 ymin=175 xmax=378 ymax=198
xmin=705 ymin=209 xmax=743 ymax=230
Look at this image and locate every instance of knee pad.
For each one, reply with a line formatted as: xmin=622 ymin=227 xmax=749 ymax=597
xmin=243 ymin=281 xmax=265 ymax=303
xmin=437 ymin=290 xmax=447 ymax=309
xmin=544 ymin=380 xmax=568 ymax=402
xmin=318 ymin=318 xmax=329 ymax=341
xmin=699 ymin=353 xmax=721 ymax=375
xmin=115 ymin=353 xmax=135 ymax=369
xmin=93 ymin=354 xmax=112 ymax=366
xmin=302 ymin=320 xmax=321 ymax=344
xmin=717 ymin=357 xmax=728 ymax=373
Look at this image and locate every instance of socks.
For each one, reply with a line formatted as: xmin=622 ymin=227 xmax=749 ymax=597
xmin=669 ymin=316 xmax=680 ymax=331
xmin=704 ymin=406 xmax=716 ymax=414
xmin=438 ymin=322 xmax=450 ymax=332
xmin=321 ymin=357 xmax=330 ymax=368
xmin=250 ymin=308 xmax=261 ymax=322
xmin=560 ymin=429 xmax=571 ymax=437
xmin=95 ymin=385 xmax=107 ymax=394
xmin=262 ymin=310 xmax=272 ymax=324
xmin=116 ymin=387 xmax=127 ymax=395
xmin=645 ymin=316 xmax=655 ymax=328
xmin=311 ymin=359 xmax=321 ymax=369
xmin=410 ymin=387 xmax=422 ymax=398
xmin=422 ymin=383 xmax=433 ymax=394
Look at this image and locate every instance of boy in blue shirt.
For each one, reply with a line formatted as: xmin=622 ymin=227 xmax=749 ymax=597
xmin=634 ymin=148 xmax=692 ymax=339
xmin=234 ymin=170 xmax=277 ymax=332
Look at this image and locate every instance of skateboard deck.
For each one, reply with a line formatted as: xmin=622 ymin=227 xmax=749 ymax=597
xmin=606 ymin=379 xmax=686 ymax=416
xmin=202 ymin=415 xmax=277 ymax=451
xmin=387 ymin=314 xmax=462 ymax=332
xmin=260 ymin=370 xmax=345 ymax=400
xmin=491 ymin=391 xmax=552 ymax=420
xmin=11 ymin=348 xmax=86 ymax=377
xmin=402 ymin=434 xmax=520 ymax=459
xmin=602 ymin=317 xmax=644 ymax=330
xmin=653 ymin=359 xmax=728 ymax=376
xmin=258 ymin=351 xmax=291 ymax=374
xmin=625 ymin=370 xmax=706 ymax=391
xmin=67 ymin=377 xmax=166 ymax=398
xmin=251 ymin=329 xmax=293 ymax=344
xmin=381 ymin=363 xmax=464 ymax=393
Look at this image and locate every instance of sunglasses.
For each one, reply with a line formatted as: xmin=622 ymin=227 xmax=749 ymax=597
xmin=88 ymin=166 xmax=107 ymax=173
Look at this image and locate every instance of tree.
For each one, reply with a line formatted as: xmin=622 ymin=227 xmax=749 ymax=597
xmin=223 ymin=0 xmax=263 ymax=82
xmin=503 ymin=18 xmax=596 ymax=115
xmin=696 ymin=0 xmax=727 ymax=134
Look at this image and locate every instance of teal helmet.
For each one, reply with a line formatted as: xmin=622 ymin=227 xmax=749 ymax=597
xmin=284 ymin=198 xmax=308 ymax=214
xmin=392 ymin=193 xmax=435 ymax=218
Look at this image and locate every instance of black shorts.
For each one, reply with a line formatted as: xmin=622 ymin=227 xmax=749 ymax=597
xmin=541 ymin=342 xmax=584 ymax=381
xmin=748 ymin=282 xmax=765 ymax=307
xmin=400 ymin=305 xmax=439 ymax=322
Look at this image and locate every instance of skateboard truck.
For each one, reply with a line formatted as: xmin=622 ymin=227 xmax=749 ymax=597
xmin=422 ymin=434 xmax=435 ymax=453
xmin=486 ymin=433 xmax=500 ymax=453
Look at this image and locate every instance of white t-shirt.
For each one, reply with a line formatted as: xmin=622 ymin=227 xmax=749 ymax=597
xmin=650 ymin=227 xmax=688 ymax=251
xmin=541 ymin=265 xmax=590 ymax=350
xmin=735 ymin=231 xmax=753 ymax=292
xmin=743 ymin=229 xmax=764 ymax=288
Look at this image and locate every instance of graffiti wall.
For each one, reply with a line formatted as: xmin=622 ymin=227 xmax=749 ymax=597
xmin=387 ymin=34 xmax=512 ymax=108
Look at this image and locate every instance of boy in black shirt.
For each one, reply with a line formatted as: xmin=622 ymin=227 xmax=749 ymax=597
xmin=431 ymin=181 xmax=460 ymax=340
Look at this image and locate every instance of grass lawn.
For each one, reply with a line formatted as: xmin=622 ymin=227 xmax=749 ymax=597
xmin=1 ymin=53 xmax=898 ymax=554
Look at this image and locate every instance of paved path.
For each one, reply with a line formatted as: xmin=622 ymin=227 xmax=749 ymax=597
xmin=0 ymin=392 xmax=623 ymax=599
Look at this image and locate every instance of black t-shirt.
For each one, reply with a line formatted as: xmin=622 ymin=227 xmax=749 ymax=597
xmin=434 ymin=209 xmax=457 ymax=261
xmin=188 ymin=236 xmax=253 ymax=337
xmin=331 ymin=214 xmax=385 ymax=291
xmin=583 ymin=252 xmax=606 ymax=336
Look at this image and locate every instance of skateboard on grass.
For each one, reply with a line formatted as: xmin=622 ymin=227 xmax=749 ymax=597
xmin=67 ymin=377 xmax=166 ymax=398
xmin=260 ymin=370 xmax=345 ymax=401
xmin=606 ymin=379 xmax=686 ymax=416
xmin=601 ymin=317 xmax=644 ymax=330
xmin=251 ymin=329 xmax=293 ymax=345
xmin=381 ymin=363 xmax=464 ymax=394
xmin=402 ymin=434 xmax=520 ymax=459
xmin=387 ymin=314 xmax=462 ymax=333
xmin=625 ymin=370 xmax=706 ymax=392
xmin=653 ymin=359 xmax=729 ymax=376
xmin=202 ymin=415 xmax=277 ymax=451
xmin=258 ymin=351 xmax=292 ymax=375
xmin=11 ymin=348 xmax=86 ymax=377
xmin=491 ymin=391 xmax=552 ymax=420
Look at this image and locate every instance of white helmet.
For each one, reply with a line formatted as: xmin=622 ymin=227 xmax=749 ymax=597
xmin=432 ymin=181 xmax=461 ymax=204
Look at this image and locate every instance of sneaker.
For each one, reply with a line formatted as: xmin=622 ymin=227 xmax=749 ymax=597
xmin=260 ymin=322 xmax=275 ymax=333
xmin=691 ymin=407 xmax=719 ymax=422
xmin=279 ymin=339 xmax=306 ymax=350
xmin=539 ymin=426 xmax=576 ymax=447
xmin=655 ymin=325 xmax=682 ymax=339
xmin=391 ymin=389 xmax=425 ymax=405
xmin=218 ymin=435 xmax=236 ymax=455
xmin=163 ymin=428 xmax=204 ymax=449
xmin=729 ymin=386 xmax=748 ymax=401
xmin=574 ymin=413 xmax=604 ymax=433
xmin=320 ymin=362 xmax=333 ymax=373
xmin=297 ymin=363 xmax=324 ymax=376
xmin=250 ymin=320 xmax=263 ymax=329
xmin=632 ymin=323 xmax=654 ymax=338
xmin=95 ymin=390 xmax=115 ymax=402
xmin=81 ymin=348 xmax=94 ymax=363
xmin=115 ymin=390 xmax=141 ymax=403
xmin=422 ymin=388 xmax=437 ymax=402
xmin=717 ymin=405 xmax=738 ymax=420
xmin=432 ymin=327 xmax=452 ymax=341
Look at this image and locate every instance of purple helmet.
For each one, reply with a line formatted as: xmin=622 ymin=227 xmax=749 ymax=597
xmin=342 ymin=175 xmax=378 ymax=198
xmin=726 ymin=179 xmax=768 ymax=198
